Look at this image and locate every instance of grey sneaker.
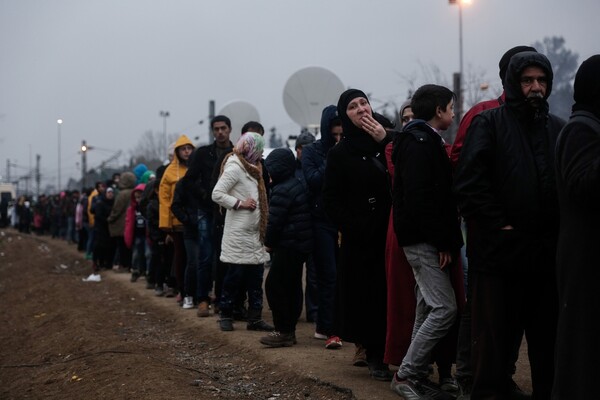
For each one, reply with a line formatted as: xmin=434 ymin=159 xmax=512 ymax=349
xmin=259 ymin=331 xmax=294 ymax=347
xmin=390 ymin=374 xmax=454 ymax=400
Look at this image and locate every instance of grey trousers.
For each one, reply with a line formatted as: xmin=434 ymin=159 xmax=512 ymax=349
xmin=397 ymin=242 xmax=457 ymax=379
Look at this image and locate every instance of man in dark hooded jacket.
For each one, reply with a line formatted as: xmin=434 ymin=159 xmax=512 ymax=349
xmin=301 ymin=105 xmax=343 ymax=348
xmin=553 ymin=55 xmax=600 ymax=400
xmin=454 ymin=52 xmax=564 ymax=399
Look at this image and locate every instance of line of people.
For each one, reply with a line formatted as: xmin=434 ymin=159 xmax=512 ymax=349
xmin=13 ymin=45 xmax=598 ymax=400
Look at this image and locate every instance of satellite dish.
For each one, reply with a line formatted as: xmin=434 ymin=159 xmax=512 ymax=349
xmin=283 ymin=66 xmax=344 ymax=131
xmin=217 ymin=100 xmax=261 ymax=144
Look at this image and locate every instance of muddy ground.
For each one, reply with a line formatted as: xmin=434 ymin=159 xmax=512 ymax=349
xmin=0 ymin=229 xmax=531 ymax=399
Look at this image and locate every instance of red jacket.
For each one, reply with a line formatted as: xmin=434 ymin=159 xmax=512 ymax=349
xmin=450 ymin=93 xmax=506 ymax=168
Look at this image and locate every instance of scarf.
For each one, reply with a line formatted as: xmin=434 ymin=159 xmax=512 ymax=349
xmin=219 ymin=152 xmax=268 ymax=243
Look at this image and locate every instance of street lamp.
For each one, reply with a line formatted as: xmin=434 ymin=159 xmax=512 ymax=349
xmin=80 ymin=140 xmax=92 ymax=188
xmin=57 ymin=118 xmax=63 ymax=191
xmin=159 ymin=110 xmax=170 ymax=160
xmin=449 ymin=0 xmax=472 ymax=120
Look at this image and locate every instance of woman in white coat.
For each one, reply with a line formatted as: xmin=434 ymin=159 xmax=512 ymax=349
xmin=212 ymin=132 xmax=273 ymax=332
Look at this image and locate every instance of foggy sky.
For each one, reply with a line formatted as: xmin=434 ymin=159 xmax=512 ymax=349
xmin=1 ymin=0 xmax=598 ymax=190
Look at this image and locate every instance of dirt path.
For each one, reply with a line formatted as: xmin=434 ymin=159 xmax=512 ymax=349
xmin=0 ymin=229 xmax=532 ymax=399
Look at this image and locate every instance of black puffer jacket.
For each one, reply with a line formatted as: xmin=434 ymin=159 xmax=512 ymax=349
xmin=453 ymin=51 xmax=565 ymax=270
xmin=264 ymin=148 xmax=312 ymax=253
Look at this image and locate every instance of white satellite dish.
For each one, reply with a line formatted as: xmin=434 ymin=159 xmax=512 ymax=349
xmin=283 ymin=66 xmax=344 ymax=131
xmin=217 ymin=100 xmax=261 ymax=144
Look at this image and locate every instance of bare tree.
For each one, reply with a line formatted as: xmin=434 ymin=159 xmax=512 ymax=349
xmin=129 ymin=130 xmax=171 ymax=170
xmin=533 ymin=36 xmax=579 ymax=120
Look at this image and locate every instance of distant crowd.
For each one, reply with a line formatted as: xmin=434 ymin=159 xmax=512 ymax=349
xmin=4 ymin=48 xmax=600 ymax=400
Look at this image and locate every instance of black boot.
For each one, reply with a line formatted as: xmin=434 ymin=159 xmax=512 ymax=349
xmin=246 ymin=308 xmax=274 ymax=331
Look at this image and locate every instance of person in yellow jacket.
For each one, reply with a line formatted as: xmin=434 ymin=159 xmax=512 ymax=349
xmin=158 ymin=134 xmax=194 ymax=300
xmin=85 ymin=181 xmax=107 ymax=260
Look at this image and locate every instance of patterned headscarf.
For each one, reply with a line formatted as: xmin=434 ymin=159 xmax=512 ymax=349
xmin=233 ymin=132 xmax=264 ymax=166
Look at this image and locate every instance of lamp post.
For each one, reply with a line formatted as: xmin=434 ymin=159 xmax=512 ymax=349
xmin=449 ymin=0 xmax=471 ymax=120
xmin=159 ymin=110 xmax=170 ymax=160
xmin=81 ymin=140 xmax=91 ymax=188
xmin=57 ymin=118 xmax=63 ymax=190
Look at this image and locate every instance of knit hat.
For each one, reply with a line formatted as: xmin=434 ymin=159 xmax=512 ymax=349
xmin=295 ymin=132 xmax=315 ymax=149
xmin=499 ymin=45 xmax=537 ymax=83
xmin=573 ymin=54 xmax=600 ymax=117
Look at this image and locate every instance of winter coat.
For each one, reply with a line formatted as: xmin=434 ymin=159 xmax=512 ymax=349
xmin=392 ymin=120 xmax=463 ymax=252
xmin=143 ymin=180 xmax=163 ymax=244
xmin=450 ymin=94 xmax=505 ymax=168
xmin=554 ymin=110 xmax=600 ymax=399
xmin=211 ymin=154 xmax=269 ymax=265
xmin=124 ymin=183 xmax=146 ymax=248
xmin=94 ymin=194 xmax=114 ymax=245
xmin=195 ymin=141 xmax=234 ymax=215
xmin=108 ymin=172 xmax=136 ymax=237
xmin=453 ymin=51 xmax=565 ymax=273
xmin=264 ymin=148 xmax=312 ymax=254
xmin=87 ymin=189 xmax=98 ymax=227
xmin=322 ymin=90 xmax=392 ymax=345
xmin=170 ymin=147 xmax=210 ymax=239
xmin=301 ymin=105 xmax=338 ymax=223
xmin=158 ymin=135 xmax=194 ymax=230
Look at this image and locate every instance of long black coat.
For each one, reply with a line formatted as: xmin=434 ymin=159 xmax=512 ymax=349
xmin=323 ymin=131 xmax=392 ymax=345
xmin=554 ymin=110 xmax=600 ymax=399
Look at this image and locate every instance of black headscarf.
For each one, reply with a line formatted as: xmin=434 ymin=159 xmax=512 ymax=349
xmin=336 ymin=88 xmax=381 ymax=155
xmin=573 ymin=55 xmax=600 ymax=119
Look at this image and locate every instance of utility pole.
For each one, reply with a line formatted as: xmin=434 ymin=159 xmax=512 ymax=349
xmin=208 ymin=100 xmax=215 ymax=136
xmin=36 ymin=154 xmax=41 ymax=198
xmin=81 ymin=140 xmax=88 ymax=189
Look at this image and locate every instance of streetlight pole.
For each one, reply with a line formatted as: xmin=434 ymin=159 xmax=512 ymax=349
xmin=57 ymin=119 xmax=63 ymax=191
xmin=159 ymin=110 xmax=170 ymax=160
xmin=449 ymin=0 xmax=471 ymax=120
xmin=81 ymin=140 xmax=88 ymax=189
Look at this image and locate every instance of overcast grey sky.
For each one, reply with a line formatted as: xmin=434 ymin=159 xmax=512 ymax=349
xmin=1 ymin=0 xmax=598 ymax=190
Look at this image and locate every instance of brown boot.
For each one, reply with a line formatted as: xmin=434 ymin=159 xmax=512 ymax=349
xmin=197 ymin=301 xmax=210 ymax=318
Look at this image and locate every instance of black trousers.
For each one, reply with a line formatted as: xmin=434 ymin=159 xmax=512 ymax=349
xmin=265 ymin=247 xmax=306 ymax=333
xmin=471 ymin=256 xmax=557 ymax=400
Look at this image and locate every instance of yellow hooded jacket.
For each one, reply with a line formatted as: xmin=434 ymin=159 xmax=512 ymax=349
xmin=158 ymin=134 xmax=194 ymax=230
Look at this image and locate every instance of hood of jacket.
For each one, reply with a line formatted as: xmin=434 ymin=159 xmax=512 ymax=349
xmin=119 ymin=172 xmax=136 ymax=190
xmin=173 ymin=134 xmax=195 ymax=164
xmin=133 ymin=163 xmax=148 ymax=183
xmin=505 ymin=51 xmax=553 ymax=117
xmin=319 ymin=105 xmax=338 ymax=150
xmin=265 ymin=148 xmax=296 ymax=185
xmin=129 ymin=183 xmax=146 ymax=203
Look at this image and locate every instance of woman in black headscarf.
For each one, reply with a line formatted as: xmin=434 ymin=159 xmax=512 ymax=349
xmin=323 ymin=89 xmax=394 ymax=380
xmin=553 ymin=54 xmax=600 ymax=400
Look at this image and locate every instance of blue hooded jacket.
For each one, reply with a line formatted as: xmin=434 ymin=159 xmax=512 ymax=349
xmin=301 ymin=105 xmax=338 ymax=223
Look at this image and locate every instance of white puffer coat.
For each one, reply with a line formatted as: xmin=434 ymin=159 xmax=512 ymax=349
xmin=211 ymin=155 xmax=269 ymax=265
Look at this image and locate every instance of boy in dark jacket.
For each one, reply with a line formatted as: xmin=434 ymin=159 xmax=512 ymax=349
xmin=390 ymin=84 xmax=463 ymax=399
xmin=260 ymin=148 xmax=313 ymax=347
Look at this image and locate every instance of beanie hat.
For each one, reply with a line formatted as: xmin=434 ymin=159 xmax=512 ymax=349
xmin=499 ymin=45 xmax=537 ymax=83
xmin=295 ymin=132 xmax=315 ymax=149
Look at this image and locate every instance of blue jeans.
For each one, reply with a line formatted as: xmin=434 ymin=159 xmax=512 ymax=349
xmin=220 ymin=263 xmax=264 ymax=317
xmin=184 ymin=215 xmax=213 ymax=302
xmin=86 ymin=226 xmax=95 ymax=255
xmin=132 ymin=235 xmax=149 ymax=273
xmin=313 ymin=221 xmax=337 ymax=335
xmin=398 ymin=243 xmax=457 ymax=379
